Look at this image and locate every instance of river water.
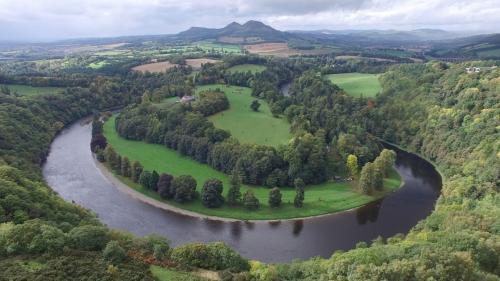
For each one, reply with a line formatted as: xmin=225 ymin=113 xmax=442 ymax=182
xmin=43 ymin=119 xmax=441 ymax=263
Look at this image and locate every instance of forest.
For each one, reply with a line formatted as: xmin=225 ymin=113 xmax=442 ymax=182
xmin=0 ymin=54 xmax=498 ymax=280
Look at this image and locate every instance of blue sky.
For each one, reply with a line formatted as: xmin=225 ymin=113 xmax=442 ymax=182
xmin=0 ymin=0 xmax=499 ymax=41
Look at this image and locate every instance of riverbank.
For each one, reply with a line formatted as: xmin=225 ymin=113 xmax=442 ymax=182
xmin=95 ymin=155 xmax=402 ymax=222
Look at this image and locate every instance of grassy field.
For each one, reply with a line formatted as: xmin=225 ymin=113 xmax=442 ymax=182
xmin=103 ymin=116 xmax=401 ymax=220
xmin=227 ymin=64 xmax=267 ymax=74
xmin=196 ymin=42 xmax=242 ymax=54
xmin=0 ymin=84 xmax=63 ymax=96
xmin=325 ymin=73 xmax=382 ymax=97
xmin=197 ymin=84 xmax=291 ymax=146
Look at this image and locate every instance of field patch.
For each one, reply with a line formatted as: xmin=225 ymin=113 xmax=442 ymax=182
xmin=0 ymin=84 xmax=63 ymax=96
xmin=185 ymin=58 xmax=221 ymax=69
xmin=132 ymin=61 xmax=177 ymax=73
xmin=227 ymin=64 xmax=267 ymax=74
xmin=197 ymin=84 xmax=291 ymax=146
xmin=103 ymin=115 xmax=401 ymax=220
xmin=325 ymin=73 xmax=382 ymax=97
xmin=244 ymin=43 xmax=299 ymax=57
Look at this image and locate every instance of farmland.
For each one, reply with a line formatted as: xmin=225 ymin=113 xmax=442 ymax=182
xmin=244 ymin=43 xmax=300 ymax=57
xmin=131 ymin=61 xmax=177 ymax=73
xmin=185 ymin=58 xmax=220 ymax=69
xmin=325 ymin=72 xmax=382 ymax=97
xmin=227 ymin=64 xmax=267 ymax=74
xmin=197 ymin=84 xmax=291 ymax=146
xmin=103 ymin=115 xmax=401 ymax=220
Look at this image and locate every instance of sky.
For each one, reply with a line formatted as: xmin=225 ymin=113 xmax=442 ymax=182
xmin=0 ymin=0 xmax=499 ymax=41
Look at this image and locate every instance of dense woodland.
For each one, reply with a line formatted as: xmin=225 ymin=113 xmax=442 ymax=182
xmin=0 ymin=56 xmax=498 ymax=280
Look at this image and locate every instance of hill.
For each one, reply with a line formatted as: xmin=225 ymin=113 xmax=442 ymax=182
xmin=429 ymin=33 xmax=500 ymax=59
xmin=177 ymin=20 xmax=293 ymax=43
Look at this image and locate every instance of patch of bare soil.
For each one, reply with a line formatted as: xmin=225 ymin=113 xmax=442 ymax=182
xmin=244 ymin=43 xmax=300 ymax=57
xmin=185 ymin=58 xmax=221 ymax=69
xmin=131 ymin=61 xmax=177 ymax=73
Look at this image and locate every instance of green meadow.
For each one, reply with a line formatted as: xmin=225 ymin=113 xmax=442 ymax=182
xmin=0 ymin=84 xmax=63 ymax=96
xmin=103 ymin=116 xmax=401 ymax=220
xmin=325 ymin=73 xmax=382 ymax=97
xmin=197 ymin=84 xmax=291 ymax=147
xmin=227 ymin=64 xmax=267 ymax=74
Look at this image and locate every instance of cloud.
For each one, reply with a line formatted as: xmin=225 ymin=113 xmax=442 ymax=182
xmin=0 ymin=0 xmax=498 ymax=41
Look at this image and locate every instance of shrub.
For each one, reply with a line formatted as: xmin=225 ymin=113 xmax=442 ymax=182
xmin=103 ymin=241 xmax=126 ymax=264
xmin=68 ymin=225 xmax=109 ymax=251
xmin=170 ymin=242 xmax=250 ymax=272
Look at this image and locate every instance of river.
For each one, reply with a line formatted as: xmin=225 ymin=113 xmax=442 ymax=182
xmin=43 ymin=119 xmax=441 ymax=263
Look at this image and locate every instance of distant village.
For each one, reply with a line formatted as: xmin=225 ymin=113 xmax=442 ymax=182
xmin=465 ymin=65 xmax=497 ymax=74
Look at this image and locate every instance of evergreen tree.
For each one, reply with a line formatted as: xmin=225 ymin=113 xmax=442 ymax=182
xmin=121 ymin=157 xmax=131 ymax=177
xmin=171 ymin=175 xmax=197 ymax=203
xmin=150 ymin=171 xmax=160 ymax=191
xmin=294 ymin=178 xmax=305 ymax=208
xmin=114 ymin=155 xmax=122 ymax=174
xmin=157 ymin=173 xmax=174 ymax=199
xmin=243 ymin=191 xmax=259 ymax=210
xmin=250 ymin=100 xmax=261 ymax=111
xmin=201 ymin=179 xmax=224 ymax=208
xmin=104 ymin=146 xmax=117 ymax=166
xmin=227 ymin=171 xmax=242 ymax=205
xmin=268 ymin=187 xmax=282 ymax=208
xmin=139 ymin=171 xmax=152 ymax=189
xmin=131 ymin=161 xmax=143 ymax=183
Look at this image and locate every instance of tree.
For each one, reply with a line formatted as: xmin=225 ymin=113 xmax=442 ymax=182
xmin=90 ymin=134 xmax=107 ymax=153
xmin=115 ymin=155 xmax=122 ymax=174
xmin=227 ymin=172 xmax=242 ymax=205
xmin=131 ymin=161 xmax=143 ymax=182
xmin=139 ymin=171 xmax=153 ymax=189
xmin=157 ymin=173 xmax=174 ymax=199
xmin=121 ymin=157 xmax=131 ymax=177
xmin=103 ymin=241 xmax=126 ymax=264
xmin=346 ymin=154 xmax=359 ymax=179
xmin=243 ymin=191 xmax=259 ymax=210
xmin=294 ymin=178 xmax=305 ymax=208
xmin=250 ymin=100 xmax=261 ymax=111
xmin=359 ymin=162 xmax=376 ymax=195
xmin=374 ymin=149 xmax=396 ymax=177
xmin=201 ymin=178 xmax=224 ymax=208
xmin=268 ymin=187 xmax=282 ymax=208
xmin=150 ymin=171 xmax=160 ymax=191
xmin=104 ymin=146 xmax=118 ymax=167
xmin=68 ymin=225 xmax=109 ymax=251
xmin=171 ymin=175 xmax=197 ymax=203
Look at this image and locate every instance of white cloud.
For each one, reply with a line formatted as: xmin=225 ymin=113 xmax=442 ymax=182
xmin=0 ymin=0 xmax=498 ymax=41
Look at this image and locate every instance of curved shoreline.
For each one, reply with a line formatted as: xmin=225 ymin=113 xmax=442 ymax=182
xmin=93 ymin=155 xmax=404 ymax=223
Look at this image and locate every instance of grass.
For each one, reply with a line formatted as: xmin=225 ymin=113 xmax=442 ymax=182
xmin=103 ymin=116 xmax=402 ymax=220
xmin=196 ymin=42 xmax=242 ymax=54
xmin=196 ymin=84 xmax=291 ymax=146
xmin=150 ymin=265 xmax=202 ymax=281
xmin=325 ymin=73 xmax=382 ymax=97
xmin=227 ymin=64 xmax=267 ymax=74
xmin=0 ymin=84 xmax=63 ymax=96
xmin=88 ymin=60 xmax=109 ymax=69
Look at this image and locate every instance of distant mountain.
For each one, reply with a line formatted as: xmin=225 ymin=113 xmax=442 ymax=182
xmin=290 ymin=28 xmax=462 ymax=42
xmin=177 ymin=20 xmax=293 ymax=43
xmin=429 ymin=33 xmax=500 ymax=59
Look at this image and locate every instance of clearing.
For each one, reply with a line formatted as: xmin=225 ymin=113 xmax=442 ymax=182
xmin=103 ymin=115 xmax=401 ymax=220
xmin=226 ymin=64 xmax=267 ymax=74
xmin=197 ymin=84 xmax=291 ymax=146
xmin=0 ymin=84 xmax=63 ymax=96
xmin=325 ymin=73 xmax=382 ymax=97
xmin=132 ymin=61 xmax=177 ymax=73
xmin=185 ymin=58 xmax=221 ymax=69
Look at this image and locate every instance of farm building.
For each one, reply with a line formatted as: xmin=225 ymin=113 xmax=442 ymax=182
xmin=180 ymin=95 xmax=196 ymax=103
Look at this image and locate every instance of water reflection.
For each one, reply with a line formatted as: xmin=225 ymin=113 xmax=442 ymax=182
xmin=43 ymin=121 xmax=442 ymax=262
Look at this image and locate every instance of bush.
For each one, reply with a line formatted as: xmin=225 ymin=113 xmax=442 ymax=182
xmin=103 ymin=241 xmax=126 ymax=264
xmin=68 ymin=225 xmax=109 ymax=251
xmin=243 ymin=191 xmax=259 ymax=210
xmin=201 ymin=178 xmax=224 ymax=208
xmin=170 ymin=242 xmax=250 ymax=272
